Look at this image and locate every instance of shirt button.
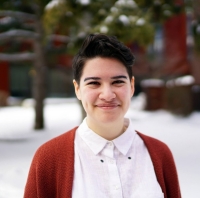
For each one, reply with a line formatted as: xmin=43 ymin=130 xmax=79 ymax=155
xmin=108 ymin=141 xmax=112 ymax=146
xmin=110 ymin=159 xmax=114 ymax=164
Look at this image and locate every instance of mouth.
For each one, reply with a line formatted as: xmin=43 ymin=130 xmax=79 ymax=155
xmin=95 ymin=103 xmax=119 ymax=109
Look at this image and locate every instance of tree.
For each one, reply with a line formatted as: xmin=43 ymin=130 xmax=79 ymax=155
xmin=0 ymin=0 xmax=156 ymax=129
xmin=44 ymin=0 xmax=154 ymax=51
xmin=0 ymin=1 xmax=69 ymax=129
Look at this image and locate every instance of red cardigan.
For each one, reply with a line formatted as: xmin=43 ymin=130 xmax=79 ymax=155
xmin=24 ymin=127 xmax=181 ymax=198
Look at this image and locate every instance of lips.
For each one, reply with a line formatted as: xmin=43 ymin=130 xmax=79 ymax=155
xmin=96 ymin=103 xmax=119 ymax=109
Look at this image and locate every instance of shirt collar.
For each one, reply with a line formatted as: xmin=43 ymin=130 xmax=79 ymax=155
xmin=113 ymin=118 xmax=136 ymax=155
xmin=77 ymin=118 xmax=136 ymax=156
xmin=77 ymin=118 xmax=107 ymax=155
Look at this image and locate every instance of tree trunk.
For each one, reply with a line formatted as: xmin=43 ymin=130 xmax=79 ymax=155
xmin=191 ymin=51 xmax=200 ymax=84
xmin=33 ymin=19 xmax=47 ymax=130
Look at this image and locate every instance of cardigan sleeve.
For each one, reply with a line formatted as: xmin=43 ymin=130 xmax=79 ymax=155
xmin=24 ymin=128 xmax=76 ymax=198
xmin=137 ymin=132 xmax=181 ymax=198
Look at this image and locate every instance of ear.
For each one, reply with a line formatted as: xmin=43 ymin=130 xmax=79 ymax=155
xmin=130 ymin=76 xmax=135 ymax=97
xmin=73 ymin=79 xmax=81 ymax=100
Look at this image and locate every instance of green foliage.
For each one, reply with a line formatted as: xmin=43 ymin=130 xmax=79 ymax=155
xmin=1 ymin=0 xmax=165 ymax=54
xmin=92 ymin=1 xmax=154 ymax=46
xmin=43 ymin=1 xmax=82 ymax=35
xmin=43 ymin=0 xmax=155 ymax=54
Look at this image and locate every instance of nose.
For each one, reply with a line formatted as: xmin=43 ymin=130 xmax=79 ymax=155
xmin=99 ymin=85 xmax=116 ymax=101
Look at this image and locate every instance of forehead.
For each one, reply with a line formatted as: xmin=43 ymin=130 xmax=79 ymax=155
xmin=81 ymin=57 xmax=127 ymax=78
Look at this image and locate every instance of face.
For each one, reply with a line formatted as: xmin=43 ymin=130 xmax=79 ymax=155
xmin=73 ymin=57 xmax=134 ymax=128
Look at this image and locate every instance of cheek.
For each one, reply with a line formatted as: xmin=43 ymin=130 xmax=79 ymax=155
xmin=119 ymin=87 xmax=132 ymax=99
xmin=81 ymin=89 xmax=98 ymax=103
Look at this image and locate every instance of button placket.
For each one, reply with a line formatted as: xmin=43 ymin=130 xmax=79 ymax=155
xmin=114 ymin=185 xmax=120 ymax=190
xmin=106 ymin=146 xmax=123 ymax=198
xmin=110 ymin=159 xmax=115 ymax=164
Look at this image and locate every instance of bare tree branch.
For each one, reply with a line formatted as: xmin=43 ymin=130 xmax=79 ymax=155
xmin=0 ymin=29 xmax=38 ymax=41
xmin=22 ymin=22 xmax=36 ymax=30
xmin=0 ymin=11 xmax=36 ymax=21
xmin=0 ymin=52 xmax=35 ymax=62
xmin=0 ymin=16 xmax=14 ymax=24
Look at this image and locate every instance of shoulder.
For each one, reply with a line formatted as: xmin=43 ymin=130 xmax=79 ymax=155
xmin=33 ymin=127 xmax=77 ymax=162
xmin=136 ymin=131 xmax=174 ymax=160
xmin=43 ymin=126 xmax=77 ymax=146
xmin=137 ymin=131 xmax=169 ymax=150
xmin=24 ymin=127 xmax=77 ymax=197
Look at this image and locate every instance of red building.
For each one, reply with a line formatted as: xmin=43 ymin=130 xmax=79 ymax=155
xmin=0 ymin=61 xmax=9 ymax=105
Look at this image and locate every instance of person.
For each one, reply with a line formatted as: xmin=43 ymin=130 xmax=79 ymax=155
xmin=24 ymin=34 xmax=181 ymax=198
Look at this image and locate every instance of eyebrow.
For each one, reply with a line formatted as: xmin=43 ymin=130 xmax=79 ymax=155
xmin=111 ymin=75 xmax=127 ymax=79
xmin=84 ymin=75 xmax=127 ymax=82
xmin=84 ymin=77 xmax=100 ymax=82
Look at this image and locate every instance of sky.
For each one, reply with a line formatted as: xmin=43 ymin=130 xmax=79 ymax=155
xmin=0 ymin=95 xmax=200 ymax=198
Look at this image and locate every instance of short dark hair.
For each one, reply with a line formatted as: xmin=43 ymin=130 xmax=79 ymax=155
xmin=72 ymin=34 xmax=135 ymax=84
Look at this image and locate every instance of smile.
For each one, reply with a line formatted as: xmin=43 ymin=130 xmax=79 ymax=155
xmin=96 ymin=104 xmax=119 ymax=109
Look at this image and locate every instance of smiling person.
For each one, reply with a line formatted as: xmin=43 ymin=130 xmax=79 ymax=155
xmin=24 ymin=34 xmax=181 ymax=198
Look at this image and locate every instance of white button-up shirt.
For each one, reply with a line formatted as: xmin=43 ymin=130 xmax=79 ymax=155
xmin=72 ymin=118 xmax=164 ymax=198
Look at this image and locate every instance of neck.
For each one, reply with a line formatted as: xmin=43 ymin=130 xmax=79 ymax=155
xmin=86 ymin=118 xmax=126 ymax=140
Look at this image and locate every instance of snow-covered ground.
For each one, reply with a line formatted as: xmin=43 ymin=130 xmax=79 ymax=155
xmin=0 ymin=95 xmax=199 ymax=198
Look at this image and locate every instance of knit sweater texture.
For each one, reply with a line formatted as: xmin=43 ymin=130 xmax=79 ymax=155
xmin=24 ymin=127 xmax=181 ymax=198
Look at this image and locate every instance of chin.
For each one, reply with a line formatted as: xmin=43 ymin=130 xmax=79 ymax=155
xmin=99 ymin=115 xmax=123 ymax=124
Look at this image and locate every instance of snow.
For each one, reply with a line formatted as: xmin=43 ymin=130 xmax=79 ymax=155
xmin=45 ymin=0 xmax=89 ymax=9
xmin=0 ymin=95 xmax=200 ymax=198
xmin=45 ymin=0 xmax=61 ymax=10
xmin=111 ymin=7 xmax=119 ymax=14
xmin=100 ymin=26 xmax=108 ymax=34
xmin=115 ymin=0 xmax=137 ymax=8
xmin=141 ymin=76 xmax=195 ymax=88
xmin=119 ymin=15 xmax=130 ymax=26
xmin=166 ymin=75 xmax=195 ymax=87
xmin=105 ymin=16 xmax=114 ymax=24
xmin=141 ymin=79 xmax=165 ymax=87
xmin=175 ymin=75 xmax=195 ymax=86
xmin=0 ymin=17 xmax=14 ymax=25
xmin=136 ymin=18 xmax=145 ymax=26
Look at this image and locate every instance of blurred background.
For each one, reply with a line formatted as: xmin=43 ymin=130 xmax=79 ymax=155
xmin=0 ymin=0 xmax=200 ymax=197
xmin=0 ymin=0 xmax=200 ymax=128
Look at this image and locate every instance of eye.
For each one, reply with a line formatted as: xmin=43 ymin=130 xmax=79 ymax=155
xmin=112 ymin=80 xmax=125 ymax=85
xmin=87 ymin=81 xmax=100 ymax=86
